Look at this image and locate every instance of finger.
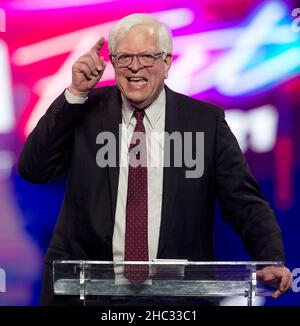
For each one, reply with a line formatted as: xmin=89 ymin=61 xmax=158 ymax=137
xmin=77 ymin=63 xmax=93 ymax=80
xmin=78 ymin=56 xmax=99 ymax=76
xmin=283 ymin=270 xmax=293 ymax=292
xmin=98 ymin=56 xmax=107 ymax=75
xmin=272 ymin=288 xmax=283 ymax=299
xmin=278 ymin=269 xmax=290 ymax=292
xmin=91 ymin=36 xmax=105 ymax=53
xmin=273 ymin=269 xmax=292 ymax=298
xmin=99 ymin=56 xmax=106 ymax=68
xmin=288 ymin=273 xmax=293 ymax=289
xmin=89 ymin=51 xmax=103 ymax=71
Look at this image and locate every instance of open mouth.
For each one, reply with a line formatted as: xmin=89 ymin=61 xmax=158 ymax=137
xmin=127 ymin=77 xmax=148 ymax=85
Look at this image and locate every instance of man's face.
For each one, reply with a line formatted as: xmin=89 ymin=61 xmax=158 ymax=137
xmin=112 ymin=25 xmax=172 ymax=109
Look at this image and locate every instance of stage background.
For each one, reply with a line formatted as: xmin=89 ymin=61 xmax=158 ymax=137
xmin=0 ymin=0 xmax=299 ymax=305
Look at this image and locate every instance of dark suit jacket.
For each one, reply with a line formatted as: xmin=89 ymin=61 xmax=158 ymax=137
xmin=18 ymin=86 xmax=284 ymax=305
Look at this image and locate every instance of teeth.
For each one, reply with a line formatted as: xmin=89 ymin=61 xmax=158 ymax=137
xmin=128 ymin=77 xmax=146 ymax=82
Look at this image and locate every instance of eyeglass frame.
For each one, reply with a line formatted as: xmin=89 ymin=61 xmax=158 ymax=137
xmin=110 ymin=51 xmax=169 ymax=68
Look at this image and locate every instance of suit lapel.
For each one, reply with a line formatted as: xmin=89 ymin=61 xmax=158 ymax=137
xmin=101 ymin=87 xmax=122 ymax=224
xmin=157 ymin=86 xmax=183 ymax=257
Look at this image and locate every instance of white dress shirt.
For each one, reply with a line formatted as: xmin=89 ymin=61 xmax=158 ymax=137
xmin=64 ymin=88 xmax=165 ymax=262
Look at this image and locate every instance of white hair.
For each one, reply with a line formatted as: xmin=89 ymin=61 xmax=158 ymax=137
xmin=108 ymin=13 xmax=172 ymax=54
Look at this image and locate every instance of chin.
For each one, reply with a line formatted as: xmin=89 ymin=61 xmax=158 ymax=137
xmin=126 ymin=95 xmax=148 ymax=108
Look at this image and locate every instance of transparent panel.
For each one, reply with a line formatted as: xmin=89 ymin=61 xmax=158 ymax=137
xmin=53 ymin=260 xmax=283 ymax=304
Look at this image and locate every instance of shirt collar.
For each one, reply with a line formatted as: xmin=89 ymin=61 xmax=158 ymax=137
xmin=121 ymin=88 xmax=166 ymax=129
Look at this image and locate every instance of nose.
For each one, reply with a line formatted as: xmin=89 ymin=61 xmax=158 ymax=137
xmin=128 ymin=55 xmax=143 ymax=71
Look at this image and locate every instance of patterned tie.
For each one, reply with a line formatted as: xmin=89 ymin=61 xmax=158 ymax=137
xmin=124 ymin=109 xmax=149 ymax=286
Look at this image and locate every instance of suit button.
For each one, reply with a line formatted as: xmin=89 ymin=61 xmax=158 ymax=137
xmin=105 ymin=235 xmax=112 ymax=241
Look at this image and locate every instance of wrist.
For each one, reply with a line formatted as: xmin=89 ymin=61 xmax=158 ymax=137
xmin=65 ymin=88 xmax=88 ymax=105
xmin=67 ymin=85 xmax=89 ymax=98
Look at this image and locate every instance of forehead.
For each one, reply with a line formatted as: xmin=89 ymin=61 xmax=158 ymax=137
xmin=115 ymin=24 xmax=159 ymax=53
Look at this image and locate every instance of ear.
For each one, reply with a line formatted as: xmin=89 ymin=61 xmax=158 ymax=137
xmin=164 ymin=54 xmax=172 ymax=79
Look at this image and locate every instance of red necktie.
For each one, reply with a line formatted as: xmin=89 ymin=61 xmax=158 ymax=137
xmin=124 ymin=109 xmax=149 ymax=286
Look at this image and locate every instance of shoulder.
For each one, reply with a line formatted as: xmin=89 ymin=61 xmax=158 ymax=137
xmin=87 ymin=85 xmax=119 ymax=102
xmin=166 ymin=86 xmax=224 ymax=120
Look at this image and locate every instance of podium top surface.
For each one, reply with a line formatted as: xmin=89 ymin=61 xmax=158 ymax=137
xmin=52 ymin=260 xmax=282 ymax=299
xmin=53 ymin=260 xmax=282 ymax=266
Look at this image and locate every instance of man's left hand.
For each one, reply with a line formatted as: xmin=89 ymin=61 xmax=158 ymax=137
xmin=256 ymin=266 xmax=293 ymax=298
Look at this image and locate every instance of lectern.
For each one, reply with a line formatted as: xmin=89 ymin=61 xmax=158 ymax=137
xmin=53 ymin=260 xmax=282 ymax=306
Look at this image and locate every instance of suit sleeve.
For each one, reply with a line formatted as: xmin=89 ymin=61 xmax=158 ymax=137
xmin=215 ymin=110 xmax=285 ymax=261
xmin=18 ymin=92 xmax=86 ymax=184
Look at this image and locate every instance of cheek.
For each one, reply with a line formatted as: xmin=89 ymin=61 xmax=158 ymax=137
xmin=148 ymin=70 xmax=163 ymax=84
xmin=116 ymin=74 xmax=127 ymax=89
xmin=150 ymin=73 xmax=166 ymax=89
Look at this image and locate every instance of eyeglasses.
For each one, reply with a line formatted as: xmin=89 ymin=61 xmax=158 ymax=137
xmin=110 ymin=52 xmax=167 ymax=67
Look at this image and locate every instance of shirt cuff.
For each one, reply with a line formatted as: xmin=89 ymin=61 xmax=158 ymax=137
xmin=64 ymin=88 xmax=88 ymax=104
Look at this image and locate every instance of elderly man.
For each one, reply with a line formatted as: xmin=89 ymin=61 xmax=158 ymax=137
xmin=18 ymin=13 xmax=292 ymax=306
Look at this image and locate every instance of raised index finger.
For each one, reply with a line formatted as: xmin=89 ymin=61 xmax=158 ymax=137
xmin=91 ymin=36 xmax=105 ymax=54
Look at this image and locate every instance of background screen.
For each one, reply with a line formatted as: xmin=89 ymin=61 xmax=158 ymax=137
xmin=0 ymin=0 xmax=300 ymax=305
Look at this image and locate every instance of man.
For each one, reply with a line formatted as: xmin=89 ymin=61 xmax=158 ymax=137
xmin=18 ymin=14 xmax=292 ymax=305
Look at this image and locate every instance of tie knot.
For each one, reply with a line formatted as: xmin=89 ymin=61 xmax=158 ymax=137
xmin=134 ymin=109 xmax=145 ymax=123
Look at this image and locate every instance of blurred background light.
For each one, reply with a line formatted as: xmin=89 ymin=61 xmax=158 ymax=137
xmin=0 ymin=0 xmax=300 ymax=305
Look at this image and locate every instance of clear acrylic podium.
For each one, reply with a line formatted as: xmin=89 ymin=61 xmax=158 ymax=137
xmin=53 ymin=260 xmax=282 ymax=306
